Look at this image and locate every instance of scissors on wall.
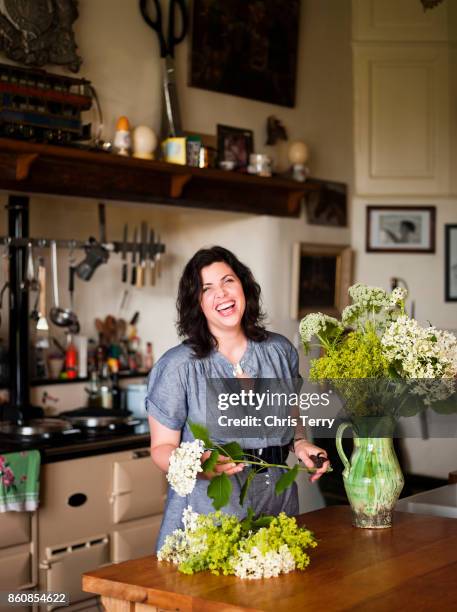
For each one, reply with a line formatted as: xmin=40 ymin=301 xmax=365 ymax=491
xmin=139 ymin=0 xmax=188 ymax=137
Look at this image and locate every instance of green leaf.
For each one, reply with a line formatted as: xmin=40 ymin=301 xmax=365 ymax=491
xmin=207 ymin=473 xmax=232 ymax=510
xmin=275 ymin=464 xmax=299 ymax=496
xmin=252 ymin=515 xmax=274 ymax=529
xmin=239 ymin=469 xmax=256 ymax=506
xmin=240 ymin=506 xmax=255 ymax=533
xmin=188 ymin=421 xmax=212 ymax=447
xmin=219 ymin=441 xmax=244 ymax=461
xmin=202 ymin=450 xmax=219 ymax=472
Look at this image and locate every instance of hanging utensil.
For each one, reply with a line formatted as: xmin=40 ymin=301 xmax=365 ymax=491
xmin=139 ymin=0 xmax=188 ymax=137
xmin=148 ymin=227 xmax=156 ymax=286
xmin=121 ymin=223 xmax=128 ymax=283
xmin=36 ymin=256 xmax=49 ymax=332
xmin=50 ymin=240 xmax=79 ymax=328
xmin=24 ymin=241 xmax=39 ymax=292
xmin=155 ymin=233 xmax=162 ymax=278
xmin=131 ymin=227 xmax=138 ymax=286
xmin=136 ymin=221 xmax=148 ymax=289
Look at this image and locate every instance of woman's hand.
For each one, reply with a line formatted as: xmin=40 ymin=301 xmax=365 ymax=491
xmin=293 ymin=439 xmax=329 ymax=483
xmin=198 ymin=450 xmax=245 ymax=480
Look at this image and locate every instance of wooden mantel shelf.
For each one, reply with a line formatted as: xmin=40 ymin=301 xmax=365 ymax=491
xmin=0 ymin=138 xmax=313 ymax=217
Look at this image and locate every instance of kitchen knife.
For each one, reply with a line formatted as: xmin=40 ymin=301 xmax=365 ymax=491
xmin=121 ymin=223 xmax=128 ymax=283
xmin=136 ymin=221 xmax=148 ymax=289
xmin=98 ymin=202 xmax=107 ymax=244
xmin=131 ymin=227 xmax=138 ymax=286
xmin=156 ymin=233 xmax=162 ymax=278
xmin=148 ymin=227 xmax=156 ymax=286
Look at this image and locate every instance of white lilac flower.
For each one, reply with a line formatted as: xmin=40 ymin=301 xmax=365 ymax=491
xmin=232 ymin=544 xmax=296 ymax=579
xmin=167 ymin=439 xmax=205 ymax=496
xmin=299 ymin=312 xmax=343 ymax=352
xmin=182 ymin=505 xmax=200 ymax=532
xmin=157 ymin=528 xmax=188 ymax=564
xmin=157 ymin=506 xmax=207 ymax=564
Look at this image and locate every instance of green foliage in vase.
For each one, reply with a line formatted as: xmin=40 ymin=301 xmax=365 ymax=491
xmin=309 ymin=326 xmax=390 ymax=380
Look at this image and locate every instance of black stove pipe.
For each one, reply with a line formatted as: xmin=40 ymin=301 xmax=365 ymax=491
xmin=6 ymin=195 xmax=30 ymax=423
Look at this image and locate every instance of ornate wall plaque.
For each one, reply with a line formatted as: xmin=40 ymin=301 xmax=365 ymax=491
xmin=0 ymin=0 xmax=82 ymax=72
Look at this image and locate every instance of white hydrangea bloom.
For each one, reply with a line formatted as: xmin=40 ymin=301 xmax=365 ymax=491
xmin=232 ymin=545 xmax=296 ymax=579
xmin=167 ymin=439 xmax=205 ymax=496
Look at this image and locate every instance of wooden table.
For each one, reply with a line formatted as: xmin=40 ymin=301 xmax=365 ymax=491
xmin=82 ymin=506 xmax=457 ymax=612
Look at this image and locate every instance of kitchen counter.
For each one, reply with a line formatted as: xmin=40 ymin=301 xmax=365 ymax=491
xmin=82 ymin=505 xmax=457 ymax=612
xmin=0 ymin=420 xmax=150 ymax=463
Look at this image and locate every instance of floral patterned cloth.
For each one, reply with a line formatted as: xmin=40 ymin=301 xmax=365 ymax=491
xmin=0 ymin=451 xmax=40 ymax=512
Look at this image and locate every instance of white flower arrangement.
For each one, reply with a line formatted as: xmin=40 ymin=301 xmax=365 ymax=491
xmin=166 ymin=439 xmax=205 ymax=496
xmin=300 ymin=283 xmax=457 ymax=414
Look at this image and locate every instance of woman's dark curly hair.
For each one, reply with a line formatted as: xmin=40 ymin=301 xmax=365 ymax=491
xmin=176 ymin=246 xmax=267 ymax=358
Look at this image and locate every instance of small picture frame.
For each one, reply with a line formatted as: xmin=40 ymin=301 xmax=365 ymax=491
xmin=445 ymin=224 xmax=457 ymax=302
xmin=304 ymin=178 xmax=348 ymax=227
xmin=290 ymin=243 xmax=353 ymax=319
xmin=366 ymin=206 xmax=436 ymax=253
xmin=217 ymin=124 xmax=254 ymax=170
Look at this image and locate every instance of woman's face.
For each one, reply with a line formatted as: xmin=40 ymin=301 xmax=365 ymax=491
xmin=200 ymin=261 xmax=246 ymax=335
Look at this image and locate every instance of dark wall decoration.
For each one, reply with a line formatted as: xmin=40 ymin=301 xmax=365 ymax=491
xmin=0 ymin=0 xmax=82 ymax=72
xmin=190 ymin=0 xmax=300 ymax=107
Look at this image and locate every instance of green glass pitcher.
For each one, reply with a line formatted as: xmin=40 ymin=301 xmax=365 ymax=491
xmin=336 ymin=418 xmax=404 ymax=528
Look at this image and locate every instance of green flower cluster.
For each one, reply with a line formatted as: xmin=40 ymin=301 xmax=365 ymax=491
xmin=178 ymin=511 xmax=242 ymax=575
xmin=309 ymin=326 xmax=390 ymax=380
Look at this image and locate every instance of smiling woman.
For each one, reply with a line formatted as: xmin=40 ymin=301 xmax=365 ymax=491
xmin=145 ymin=246 xmax=329 ymax=551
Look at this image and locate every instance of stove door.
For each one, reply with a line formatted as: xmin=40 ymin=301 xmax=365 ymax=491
xmin=112 ymin=451 xmax=166 ymax=524
xmin=41 ymin=535 xmax=109 ymax=608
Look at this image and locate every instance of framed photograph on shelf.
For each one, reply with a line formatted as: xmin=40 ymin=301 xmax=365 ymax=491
xmin=366 ymin=206 xmax=436 ymax=253
xmin=445 ymin=225 xmax=457 ymax=302
xmin=217 ymin=124 xmax=254 ymax=170
xmin=290 ymin=243 xmax=353 ymax=319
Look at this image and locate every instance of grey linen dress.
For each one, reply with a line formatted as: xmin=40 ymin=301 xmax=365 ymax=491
xmin=145 ymin=332 xmax=300 ymax=551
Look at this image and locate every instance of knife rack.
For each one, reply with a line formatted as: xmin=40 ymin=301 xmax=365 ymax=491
xmin=1 ymin=194 xmax=165 ymax=424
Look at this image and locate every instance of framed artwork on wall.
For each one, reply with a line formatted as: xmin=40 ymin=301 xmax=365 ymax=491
xmin=366 ymin=206 xmax=436 ymax=253
xmin=290 ymin=243 xmax=353 ymax=319
xmin=217 ymin=124 xmax=254 ymax=170
xmin=190 ymin=0 xmax=300 ymax=107
xmin=445 ymin=224 xmax=457 ymax=302
xmin=304 ymin=178 xmax=348 ymax=227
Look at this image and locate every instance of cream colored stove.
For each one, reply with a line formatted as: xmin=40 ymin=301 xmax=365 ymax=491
xmin=0 ymin=447 xmax=166 ymax=611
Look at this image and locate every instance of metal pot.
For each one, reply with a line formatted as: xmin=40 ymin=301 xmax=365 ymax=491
xmin=59 ymin=407 xmax=136 ymax=430
xmin=0 ymin=418 xmax=76 ymax=438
